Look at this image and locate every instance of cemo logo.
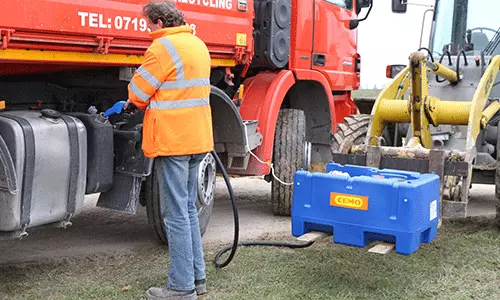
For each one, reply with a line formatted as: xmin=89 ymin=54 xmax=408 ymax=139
xmin=330 ymin=193 xmax=368 ymax=210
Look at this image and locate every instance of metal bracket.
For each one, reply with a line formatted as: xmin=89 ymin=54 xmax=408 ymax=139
xmin=429 ymin=149 xmax=445 ymax=178
xmin=429 ymin=149 xmax=446 ymax=222
xmin=96 ymin=36 xmax=113 ymax=54
xmin=234 ymin=46 xmax=245 ymax=63
xmin=442 ymin=200 xmax=467 ymax=218
xmin=366 ymin=146 xmax=382 ymax=168
xmin=0 ymin=29 xmax=15 ymax=50
xmin=113 ymin=128 xmax=153 ymax=177
xmin=57 ymin=213 xmax=74 ymax=229
xmin=365 ymin=137 xmax=383 ymax=168
xmin=0 ymin=226 xmax=28 ymax=241
xmin=18 ymin=223 xmax=28 ymax=239
xmin=227 ymin=153 xmax=251 ymax=170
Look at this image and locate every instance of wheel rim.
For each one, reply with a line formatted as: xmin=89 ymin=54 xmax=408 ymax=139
xmin=197 ymin=153 xmax=216 ymax=214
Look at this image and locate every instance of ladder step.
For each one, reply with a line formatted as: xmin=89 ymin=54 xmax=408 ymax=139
xmin=296 ymin=231 xmax=332 ymax=242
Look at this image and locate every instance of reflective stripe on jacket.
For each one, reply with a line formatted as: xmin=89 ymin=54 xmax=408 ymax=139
xmin=128 ymin=25 xmax=214 ymax=158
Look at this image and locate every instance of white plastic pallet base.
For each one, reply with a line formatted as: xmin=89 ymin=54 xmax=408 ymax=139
xmin=296 ymin=231 xmax=332 ymax=242
xmin=368 ymin=243 xmax=395 ymax=254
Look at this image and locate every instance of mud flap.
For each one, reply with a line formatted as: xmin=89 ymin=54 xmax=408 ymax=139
xmin=97 ymin=125 xmax=153 ymax=213
xmin=96 ymin=173 xmax=143 ymax=213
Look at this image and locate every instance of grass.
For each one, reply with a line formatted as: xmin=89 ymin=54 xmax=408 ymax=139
xmin=352 ymin=89 xmax=383 ymax=99
xmin=1 ymin=218 xmax=499 ymax=300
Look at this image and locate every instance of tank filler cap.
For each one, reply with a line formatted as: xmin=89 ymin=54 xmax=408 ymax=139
xmin=40 ymin=109 xmax=62 ymax=120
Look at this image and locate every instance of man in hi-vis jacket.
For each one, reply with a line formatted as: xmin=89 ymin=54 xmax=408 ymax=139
xmin=127 ymin=1 xmax=213 ymax=299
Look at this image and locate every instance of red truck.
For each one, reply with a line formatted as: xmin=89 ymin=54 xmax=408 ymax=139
xmin=0 ymin=0 xmax=373 ymax=243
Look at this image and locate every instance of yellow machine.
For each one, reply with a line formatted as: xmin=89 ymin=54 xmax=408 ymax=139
xmin=332 ymin=0 xmax=500 ymax=224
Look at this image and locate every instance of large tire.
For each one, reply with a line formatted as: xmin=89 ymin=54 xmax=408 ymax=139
xmin=144 ymin=153 xmax=216 ymax=245
xmin=332 ymin=114 xmax=370 ymax=154
xmin=271 ymin=109 xmax=306 ymax=216
xmin=495 ymin=160 xmax=500 ymax=229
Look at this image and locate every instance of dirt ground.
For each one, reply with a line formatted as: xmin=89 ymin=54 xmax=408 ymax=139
xmin=0 ymin=176 xmax=497 ymax=267
xmin=0 ymin=176 xmax=289 ymax=266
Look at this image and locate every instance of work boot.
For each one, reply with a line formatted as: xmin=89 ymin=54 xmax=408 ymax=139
xmin=195 ymin=279 xmax=207 ymax=295
xmin=145 ymin=286 xmax=197 ymax=300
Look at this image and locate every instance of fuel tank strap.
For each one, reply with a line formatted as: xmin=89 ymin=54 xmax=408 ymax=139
xmin=0 ymin=114 xmax=35 ymax=229
xmin=60 ymin=115 xmax=80 ymax=219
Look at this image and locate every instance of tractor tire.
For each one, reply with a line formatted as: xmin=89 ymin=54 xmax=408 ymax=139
xmin=332 ymin=114 xmax=371 ymax=154
xmin=271 ymin=109 xmax=306 ymax=216
xmin=495 ymin=162 xmax=500 ymax=229
xmin=144 ymin=153 xmax=216 ymax=245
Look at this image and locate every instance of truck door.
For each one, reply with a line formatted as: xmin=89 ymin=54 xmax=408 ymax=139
xmin=312 ymin=0 xmax=357 ymax=91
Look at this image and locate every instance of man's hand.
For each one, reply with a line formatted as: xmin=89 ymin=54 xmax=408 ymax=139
xmin=124 ymin=99 xmax=133 ymax=110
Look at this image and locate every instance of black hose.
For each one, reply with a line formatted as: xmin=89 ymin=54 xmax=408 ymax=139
xmin=455 ymin=50 xmax=468 ymax=83
xmin=211 ymin=150 xmax=239 ymax=268
xmin=418 ymin=47 xmax=435 ymax=63
xmin=211 ymin=150 xmax=315 ymax=269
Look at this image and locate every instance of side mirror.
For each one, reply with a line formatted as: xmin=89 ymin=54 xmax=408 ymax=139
xmin=392 ymin=0 xmax=408 ymax=13
xmin=359 ymin=0 xmax=371 ymax=7
xmin=350 ymin=0 xmax=373 ymax=30
xmin=356 ymin=0 xmax=371 ymax=14
xmin=386 ymin=64 xmax=406 ymax=79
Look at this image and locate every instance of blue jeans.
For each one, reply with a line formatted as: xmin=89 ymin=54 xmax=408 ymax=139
xmin=155 ymin=154 xmax=207 ymax=291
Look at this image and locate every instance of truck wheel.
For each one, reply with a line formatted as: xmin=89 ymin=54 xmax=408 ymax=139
xmin=271 ymin=109 xmax=306 ymax=216
xmin=144 ymin=153 xmax=216 ymax=245
xmin=331 ymin=114 xmax=370 ymax=154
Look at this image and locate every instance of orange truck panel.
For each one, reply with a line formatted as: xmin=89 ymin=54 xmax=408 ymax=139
xmin=0 ymin=0 xmax=365 ymax=177
xmin=1 ymin=1 xmax=359 ymax=83
xmin=0 ymin=0 xmax=253 ymax=70
xmin=312 ymin=1 xmax=358 ymax=91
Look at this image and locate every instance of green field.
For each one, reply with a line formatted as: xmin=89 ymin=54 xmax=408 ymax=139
xmin=1 ymin=218 xmax=499 ymax=300
xmin=352 ymin=89 xmax=383 ymax=99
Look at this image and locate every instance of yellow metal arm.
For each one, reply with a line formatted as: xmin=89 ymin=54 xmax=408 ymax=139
xmin=425 ymin=97 xmax=471 ymax=126
xmin=426 ymin=61 xmax=460 ymax=83
xmin=465 ymin=55 xmax=500 ymax=160
xmin=481 ymin=100 xmax=500 ymax=129
xmin=408 ymin=52 xmax=432 ymax=148
xmin=366 ymin=65 xmax=411 ymax=145
xmin=366 ymin=52 xmax=500 ymax=152
xmin=376 ymin=98 xmax=471 ymax=126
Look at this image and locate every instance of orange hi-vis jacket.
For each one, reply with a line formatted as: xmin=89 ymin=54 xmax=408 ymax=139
xmin=128 ymin=25 xmax=214 ymax=158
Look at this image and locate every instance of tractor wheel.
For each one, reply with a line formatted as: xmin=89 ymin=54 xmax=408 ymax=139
xmin=271 ymin=109 xmax=307 ymax=216
xmin=495 ymin=161 xmax=500 ymax=229
xmin=331 ymin=114 xmax=371 ymax=154
xmin=144 ymin=153 xmax=216 ymax=245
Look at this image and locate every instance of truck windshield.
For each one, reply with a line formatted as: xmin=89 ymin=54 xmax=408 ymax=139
xmin=430 ymin=0 xmax=500 ymax=57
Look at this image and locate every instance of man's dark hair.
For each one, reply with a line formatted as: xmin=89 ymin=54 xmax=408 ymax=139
xmin=143 ymin=1 xmax=186 ymax=28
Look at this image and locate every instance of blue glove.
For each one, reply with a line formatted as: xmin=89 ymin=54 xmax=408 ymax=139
xmin=103 ymin=101 xmax=127 ymax=117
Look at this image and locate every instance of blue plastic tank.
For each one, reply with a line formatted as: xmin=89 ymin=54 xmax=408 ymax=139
xmin=291 ymin=163 xmax=441 ymax=255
